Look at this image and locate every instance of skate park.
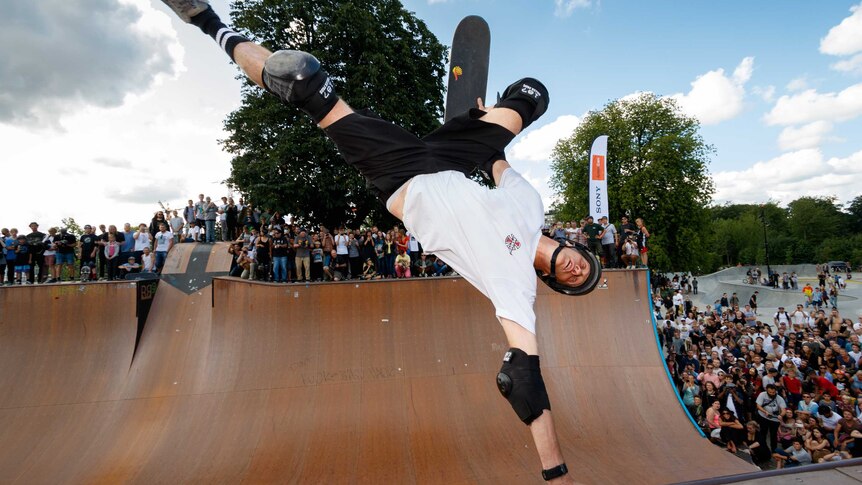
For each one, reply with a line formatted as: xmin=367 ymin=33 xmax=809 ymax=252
xmin=2 ymin=243 xmax=862 ymax=484
xmin=688 ymin=265 xmax=862 ymax=328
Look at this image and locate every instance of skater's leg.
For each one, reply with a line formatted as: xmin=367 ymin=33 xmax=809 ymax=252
xmin=499 ymin=318 xmax=570 ymax=483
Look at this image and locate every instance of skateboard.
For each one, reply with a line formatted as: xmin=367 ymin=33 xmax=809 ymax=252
xmin=444 ymin=15 xmax=490 ymax=122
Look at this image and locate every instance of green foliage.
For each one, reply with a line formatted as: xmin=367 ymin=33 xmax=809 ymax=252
xmin=704 ymin=196 xmax=862 ymax=272
xmin=61 ymin=217 xmax=83 ymax=237
xmin=550 ymin=93 xmax=715 ymax=271
xmin=223 ymin=0 xmax=446 ymax=228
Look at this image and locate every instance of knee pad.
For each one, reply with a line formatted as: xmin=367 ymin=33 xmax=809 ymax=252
xmin=496 ymin=77 xmax=549 ymax=129
xmin=496 ymin=348 xmax=551 ymax=425
xmin=262 ymin=50 xmax=338 ymax=123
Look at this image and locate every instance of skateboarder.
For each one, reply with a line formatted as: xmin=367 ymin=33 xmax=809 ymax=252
xmin=161 ymin=2 xmax=599 ymax=481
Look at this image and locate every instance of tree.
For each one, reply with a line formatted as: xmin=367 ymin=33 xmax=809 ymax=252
xmin=787 ymin=196 xmax=843 ymax=245
xmin=222 ymin=0 xmax=446 ymax=229
xmin=847 ymin=195 xmax=862 ymax=233
xmin=550 ymin=93 xmax=715 ymax=270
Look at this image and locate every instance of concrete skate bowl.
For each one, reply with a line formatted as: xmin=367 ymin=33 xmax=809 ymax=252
xmin=688 ymin=264 xmax=858 ymax=312
xmin=6 ymin=244 xmax=845 ymax=484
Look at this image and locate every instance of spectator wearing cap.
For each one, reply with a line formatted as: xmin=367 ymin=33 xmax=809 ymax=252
xmin=756 ymin=384 xmax=787 ymax=451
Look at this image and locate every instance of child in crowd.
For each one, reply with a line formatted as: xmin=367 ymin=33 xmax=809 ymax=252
xmin=394 ymin=250 xmax=411 ymax=278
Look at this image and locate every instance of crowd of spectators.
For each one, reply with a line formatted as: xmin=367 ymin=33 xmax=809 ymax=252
xmin=0 ymin=194 xmax=248 ymax=284
xmin=655 ymin=269 xmax=862 ymax=470
xmin=225 ymin=223 xmax=453 ymax=283
xmin=545 ymin=215 xmax=650 ymax=269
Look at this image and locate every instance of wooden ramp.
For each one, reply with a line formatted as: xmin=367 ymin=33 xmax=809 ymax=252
xmin=0 ymin=247 xmax=756 ymax=484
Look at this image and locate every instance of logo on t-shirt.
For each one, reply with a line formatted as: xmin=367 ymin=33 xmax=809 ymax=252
xmin=504 ymin=234 xmax=521 ymax=255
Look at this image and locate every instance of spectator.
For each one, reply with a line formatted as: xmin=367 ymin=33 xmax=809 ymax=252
xmin=271 ymin=228 xmax=289 ymax=283
xmin=719 ymin=408 xmax=745 ymax=453
xmin=255 ymin=230 xmax=272 ymax=281
xmin=183 ymin=199 xmax=195 ymax=227
xmin=347 ymin=232 xmax=361 ymax=279
xmin=218 ymin=196 xmax=229 ymax=241
xmin=310 ymin=241 xmax=324 ymax=281
xmin=141 ymin=247 xmax=155 ymax=273
xmin=133 ymin=223 xmax=151 ymax=263
xmin=153 ymin=223 xmax=173 ymax=273
xmin=415 ymin=253 xmax=432 ymax=277
xmin=806 ymin=428 xmax=832 ymax=463
xmin=2 ymin=228 xmax=15 ymax=284
xmin=394 ymin=250 xmax=411 ymax=278
xmin=743 ymin=421 xmax=772 ymax=467
xmin=204 ymin=197 xmax=218 ymax=244
xmin=13 ymin=235 xmax=31 ymax=285
xmin=169 ymin=211 xmax=184 ymax=244
xmin=55 ymin=228 xmax=76 ymax=281
xmin=186 ymin=221 xmax=201 ymax=242
xmin=194 ymin=194 xmax=206 ymax=229
xmin=293 ymin=229 xmax=311 ymax=282
xmin=119 ymin=256 xmax=141 ymax=278
xmin=103 ymin=233 xmax=122 ymax=280
xmin=361 ymin=258 xmax=378 ymax=280
xmin=582 ymin=216 xmax=603 ymax=257
xmin=120 ymin=223 xmax=135 ymax=262
xmin=432 ymin=256 xmax=449 ymax=277
xmin=598 ymin=215 xmax=617 ymax=268
xmin=238 ymin=246 xmax=255 ymax=280
xmin=79 ymin=225 xmax=100 ymax=281
xmin=756 ymin=384 xmax=787 ymax=451
xmin=42 ymin=227 xmax=58 ymax=283
xmin=332 ymin=250 xmax=348 ymax=281
xmin=225 ymin=198 xmax=239 ymax=240
xmin=149 ymin=212 xmax=167 ymax=238
xmin=621 ymin=236 xmax=639 ymax=269
xmin=635 ymin=217 xmax=650 ymax=267
xmin=25 ymin=222 xmax=46 ymax=284
xmin=772 ymin=439 xmax=812 ymax=469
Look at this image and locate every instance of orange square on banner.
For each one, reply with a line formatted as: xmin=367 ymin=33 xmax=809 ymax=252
xmin=591 ymin=155 xmax=605 ymax=181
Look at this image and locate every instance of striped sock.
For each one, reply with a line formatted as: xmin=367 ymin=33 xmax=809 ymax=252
xmin=189 ymin=6 xmax=250 ymax=62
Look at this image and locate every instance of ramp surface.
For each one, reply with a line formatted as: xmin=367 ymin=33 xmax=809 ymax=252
xmin=0 ymin=250 xmax=756 ymax=483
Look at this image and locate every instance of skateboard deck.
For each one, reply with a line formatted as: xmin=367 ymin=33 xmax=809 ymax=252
xmin=444 ymin=15 xmax=490 ymax=122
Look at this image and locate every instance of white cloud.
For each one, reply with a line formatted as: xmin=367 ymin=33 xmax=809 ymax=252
xmin=0 ymin=0 xmax=182 ymax=127
xmin=832 ymin=53 xmax=862 ymax=73
xmin=752 ymin=85 xmax=776 ymax=102
xmin=776 ymin=121 xmax=833 ymax=151
xmin=786 ymin=77 xmax=808 ymax=92
xmin=763 ymin=83 xmax=862 ymax=125
xmin=509 ymin=115 xmax=581 ymax=162
xmin=820 ymin=2 xmax=862 ymax=56
xmin=554 ymin=0 xmax=592 ymax=18
xmin=669 ymin=57 xmax=754 ymax=125
xmin=712 ymin=148 xmax=862 ymax=205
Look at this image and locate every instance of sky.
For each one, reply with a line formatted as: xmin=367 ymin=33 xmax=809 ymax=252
xmin=1 ymin=0 xmax=862 ymax=230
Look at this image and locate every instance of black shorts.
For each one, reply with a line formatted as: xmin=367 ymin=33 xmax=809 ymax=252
xmin=324 ymin=108 xmax=515 ymax=203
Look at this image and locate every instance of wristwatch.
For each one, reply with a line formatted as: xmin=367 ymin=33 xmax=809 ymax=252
xmin=542 ymin=463 xmax=568 ymax=481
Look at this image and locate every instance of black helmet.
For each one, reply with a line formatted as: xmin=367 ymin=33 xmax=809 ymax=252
xmin=536 ymin=241 xmax=602 ymax=296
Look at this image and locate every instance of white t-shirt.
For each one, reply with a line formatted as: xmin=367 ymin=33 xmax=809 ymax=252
xmin=188 ymin=226 xmax=201 ymax=241
xmin=395 ymin=169 xmax=543 ymax=333
xmin=334 ymin=234 xmax=349 ymax=255
xmin=154 ymin=231 xmax=173 ymax=252
xmin=219 ymin=204 xmax=228 ymax=222
xmin=141 ymin=253 xmax=155 ymax=271
xmin=134 ymin=232 xmax=151 ymax=251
